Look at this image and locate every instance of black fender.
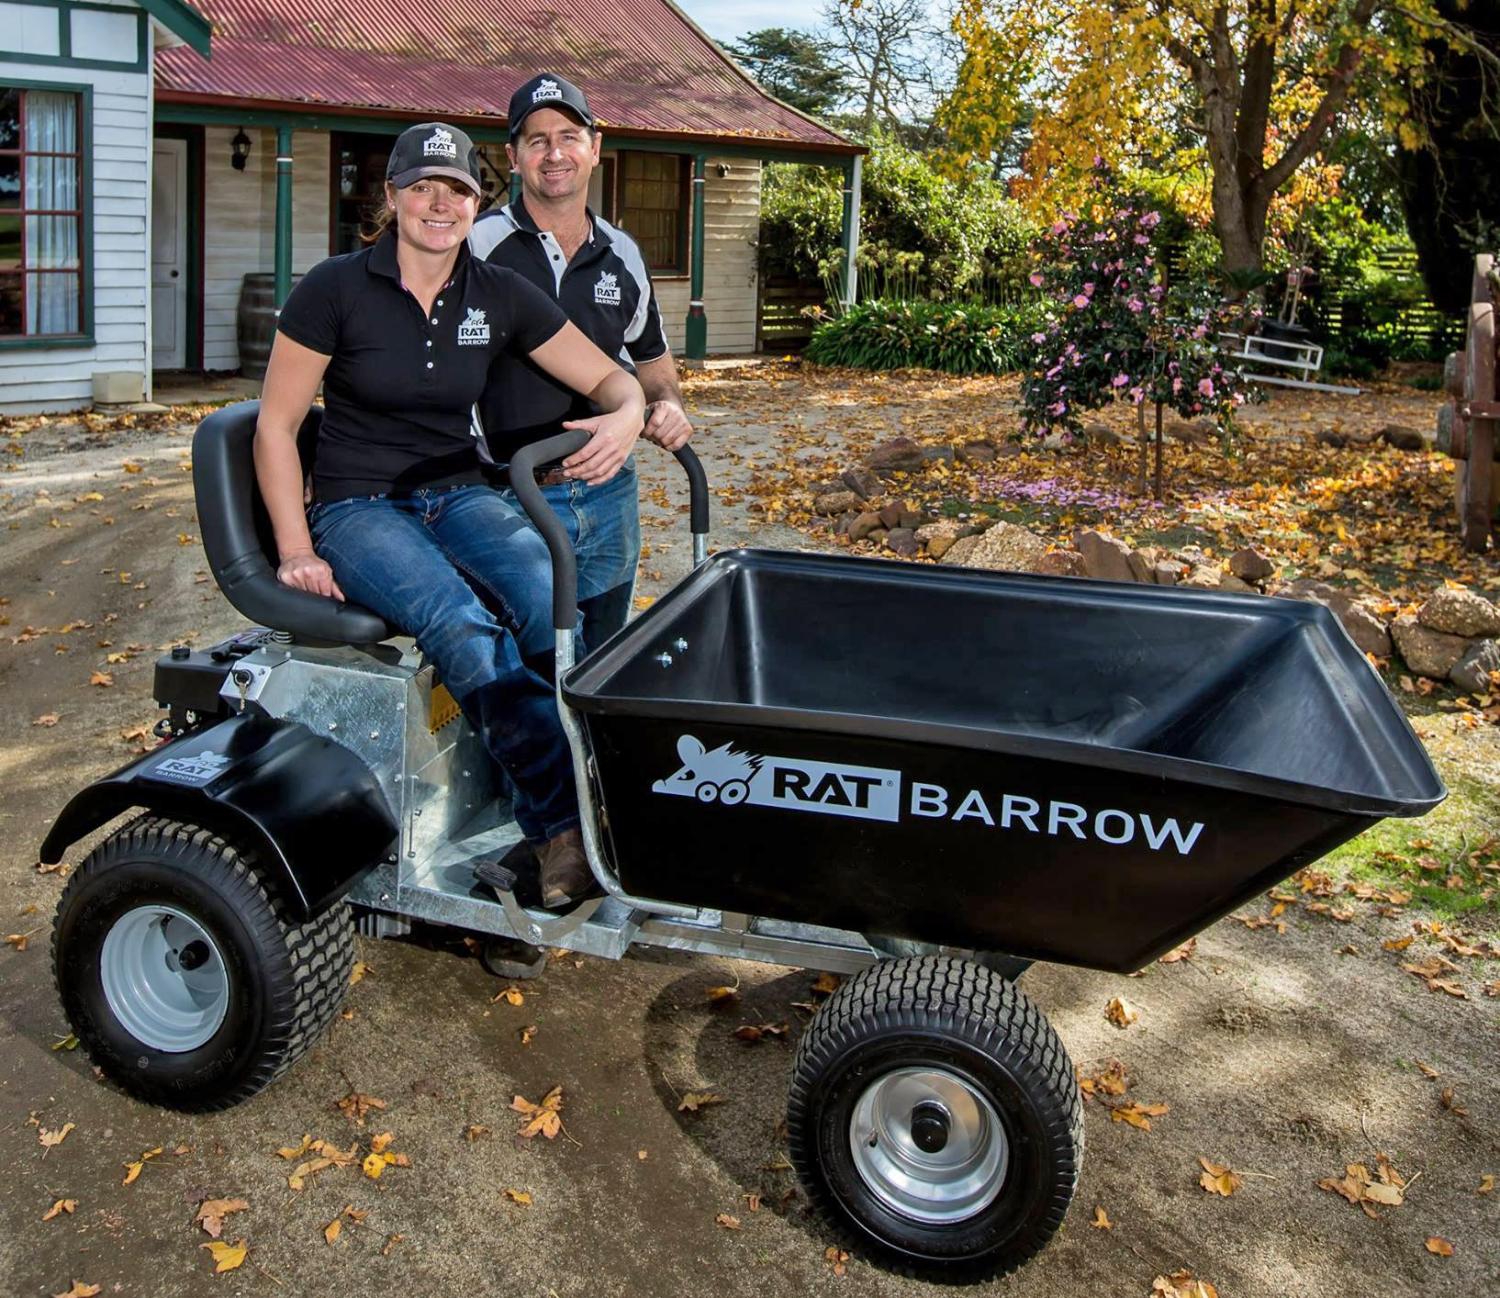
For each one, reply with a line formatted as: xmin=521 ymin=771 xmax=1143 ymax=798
xmin=40 ymin=712 xmax=397 ymax=920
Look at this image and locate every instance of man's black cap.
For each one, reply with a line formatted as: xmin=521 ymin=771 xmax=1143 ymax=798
xmin=507 ymin=74 xmax=595 ymax=140
xmin=387 ymin=121 xmax=482 ymax=196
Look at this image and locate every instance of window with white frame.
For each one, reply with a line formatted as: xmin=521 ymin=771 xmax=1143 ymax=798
xmin=0 ymin=87 xmax=85 ymax=338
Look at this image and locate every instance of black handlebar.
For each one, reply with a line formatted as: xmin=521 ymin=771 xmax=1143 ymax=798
xmin=508 ymin=434 xmax=710 ymax=632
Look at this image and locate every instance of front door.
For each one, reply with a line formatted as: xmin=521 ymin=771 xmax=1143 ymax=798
xmin=151 ymin=137 xmax=188 ymax=370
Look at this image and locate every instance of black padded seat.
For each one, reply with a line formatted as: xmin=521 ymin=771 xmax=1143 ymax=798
xmin=193 ymin=401 xmax=394 ymax=645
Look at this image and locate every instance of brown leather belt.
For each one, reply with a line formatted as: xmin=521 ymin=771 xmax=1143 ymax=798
xmin=536 ymin=466 xmax=570 ymax=487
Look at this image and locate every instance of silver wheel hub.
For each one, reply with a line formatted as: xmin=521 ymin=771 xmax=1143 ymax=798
xmin=849 ymin=1066 xmax=1009 ymax=1224
xmin=100 ymin=905 xmax=229 ymax=1053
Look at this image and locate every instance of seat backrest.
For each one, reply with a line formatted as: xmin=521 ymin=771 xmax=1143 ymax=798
xmin=193 ymin=400 xmax=394 ymax=645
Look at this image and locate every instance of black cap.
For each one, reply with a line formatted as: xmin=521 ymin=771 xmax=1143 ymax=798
xmin=386 ymin=121 xmax=482 ymax=196
xmin=507 ymin=74 xmax=595 ymax=140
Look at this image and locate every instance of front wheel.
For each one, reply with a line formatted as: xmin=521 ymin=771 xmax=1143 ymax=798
xmin=787 ymin=956 xmax=1081 ymax=1283
xmin=52 ymin=816 xmax=353 ymax=1111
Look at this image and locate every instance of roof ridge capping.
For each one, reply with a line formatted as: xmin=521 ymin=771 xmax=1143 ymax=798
xmin=143 ymin=0 xmax=213 ymax=58
xmin=658 ymin=0 xmax=863 ymax=153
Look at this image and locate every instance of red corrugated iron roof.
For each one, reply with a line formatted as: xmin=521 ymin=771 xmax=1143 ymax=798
xmin=156 ymin=0 xmax=857 ymax=152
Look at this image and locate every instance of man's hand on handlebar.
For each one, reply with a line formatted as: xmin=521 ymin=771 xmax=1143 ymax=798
xmin=277 ymin=549 xmax=345 ymax=601
xmin=561 ymin=409 xmax=642 ymax=485
xmin=641 ymin=399 xmax=693 ymax=453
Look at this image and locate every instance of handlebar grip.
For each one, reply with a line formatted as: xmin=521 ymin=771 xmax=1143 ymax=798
xmin=672 ymin=444 xmax=709 ymax=537
xmin=508 ymin=432 xmax=590 ymax=631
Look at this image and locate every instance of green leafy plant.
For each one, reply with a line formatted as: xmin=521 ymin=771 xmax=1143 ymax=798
xmin=805 ymin=298 xmax=1050 ymax=375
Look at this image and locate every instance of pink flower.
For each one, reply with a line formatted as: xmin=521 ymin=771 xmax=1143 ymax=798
xmin=1112 ymin=373 xmax=1130 ymax=387
xmin=1048 ymin=400 xmax=1068 ymax=416
xmin=1083 ymin=282 xmax=1095 ymax=295
xmin=1141 ymin=211 xmax=1161 ymax=228
xmin=1130 ymin=387 xmax=1145 ymax=405
xmin=1072 ymin=294 xmax=1090 ymax=309
xmin=1029 ymin=271 xmax=1045 ymax=287
xmin=1050 ymin=221 xmax=1068 ymax=236
xmin=1198 ymin=378 xmax=1215 ymax=398
xmin=1030 ymin=332 xmax=1047 ymax=344
xmin=1172 ymin=376 xmax=1183 ymax=394
xmin=1127 ymin=297 xmax=1145 ymax=313
xmin=1134 ymin=234 xmax=1150 ymax=246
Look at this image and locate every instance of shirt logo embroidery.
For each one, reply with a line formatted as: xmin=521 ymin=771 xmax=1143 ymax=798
xmin=594 ymin=271 xmax=621 ymax=305
xmin=457 ymin=307 xmax=490 ymax=345
xmin=532 ymin=79 xmax=563 ymax=103
xmin=423 ymin=127 xmax=457 ymax=159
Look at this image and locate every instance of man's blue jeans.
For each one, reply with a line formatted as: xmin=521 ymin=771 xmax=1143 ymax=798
xmin=308 ymin=484 xmax=578 ymax=843
xmin=498 ymin=461 xmax=641 ymax=652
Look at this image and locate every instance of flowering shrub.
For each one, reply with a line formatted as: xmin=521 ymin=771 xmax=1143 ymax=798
xmin=1020 ymin=179 xmax=1257 ymax=440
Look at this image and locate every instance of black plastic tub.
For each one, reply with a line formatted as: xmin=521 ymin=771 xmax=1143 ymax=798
xmin=563 ymin=550 xmax=1444 ymax=971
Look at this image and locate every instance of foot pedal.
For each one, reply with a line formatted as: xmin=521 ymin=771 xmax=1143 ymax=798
xmin=474 ymin=857 xmax=519 ymax=895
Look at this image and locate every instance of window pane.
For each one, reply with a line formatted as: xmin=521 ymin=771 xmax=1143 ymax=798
xmin=26 ymin=155 xmax=77 ymax=210
xmin=27 ymin=270 xmax=79 ymax=333
xmin=0 ymin=90 xmax=17 ymax=151
xmin=0 ymin=273 xmax=21 ymax=334
xmin=618 ymin=152 xmax=684 ymax=271
xmin=23 ymin=91 xmax=76 ymax=153
xmin=0 ymin=213 xmax=19 ymax=270
xmin=25 ymin=214 xmax=77 ymax=268
xmin=0 ymin=155 xmax=17 ymax=209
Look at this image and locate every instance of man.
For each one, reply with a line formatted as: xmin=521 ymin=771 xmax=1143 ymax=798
xmin=471 ymin=73 xmax=693 ymax=650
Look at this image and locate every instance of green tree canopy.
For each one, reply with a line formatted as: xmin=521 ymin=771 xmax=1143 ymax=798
xmin=724 ymin=27 xmax=849 ymax=118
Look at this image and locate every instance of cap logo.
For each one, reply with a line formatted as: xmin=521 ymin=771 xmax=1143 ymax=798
xmin=457 ymin=306 xmax=490 ymax=346
xmin=532 ymin=78 xmax=563 ymax=103
xmin=423 ymin=127 xmax=457 ymax=159
xmin=594 ymin=270 xmax=621 ymax=305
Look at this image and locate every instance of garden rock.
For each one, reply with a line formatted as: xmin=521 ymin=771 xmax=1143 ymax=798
xmin=1153 ymin=561 xmax=1182 ymax=586
xmin=1166 ymin=419 xmax=1214 ymax=445
xmin=1229 ymin=547 xmax=1276 ymax=584
xmin=914 ymin=519 xmax=974 ymax=544
xmin=1180 ymin=567 xmax=1223 ymax=589
xmin=1042 ymin=432 xmax=1071 ymax=453
xmin=1391 ymin=613 xmax=1469 ymax=679
xmin=1084 ymin=421 xmax=1127 ymax=446
xmin=956 ymin=440 xmax=999 ymax=464
xmin=1074 ymin=529 xmax=1135 ymax=582
xmin=926 ymin=533 xmax=960 ymax=560
xmin=814 ymin=490 xmax=861 ymax=516
xmin=867 ymin=437 xmax=925 ymax=477
xmin=1380 ymin=424 xmax=1428 ymax=452
xmin=1218 ymin=572 xmax=1255 ymax=593
xmin=886 ymin=527 xmax=919 ymax=557
xmin=921 ymin=446 xmax=956 ymax=465
xmin=1418 ymin=588 xmax=1500 ymax=638
xmin=848 ymin=511 xmax=885 ymax=542
xmin=841 ymin=467 xmax=883 ymax=499
xmin=1450 ymin=640 xmax=1500 ymax=695
xmin=956 ymin=522 xmax=1049 ymax=573
xmin=1336 ymin=604 xmax=1393 ymax=658
xmin=1127 ymin=547 xmax=1159 ymax=584
xmin=940 ymin=534 xmax=983 ymax=567
xmin=1316 ymin=429 xmax=1348 ymax=449
xmin=1037 ymin=549 xmax=1087 ymax=577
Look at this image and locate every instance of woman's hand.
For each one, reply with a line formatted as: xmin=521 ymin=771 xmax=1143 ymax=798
xmin=561 ymin=408 xmax=643 ymax=485
xmin=276 ymin=549 xmax=345 ymax=601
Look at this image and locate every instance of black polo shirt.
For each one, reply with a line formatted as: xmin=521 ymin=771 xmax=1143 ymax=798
xmin=470 ymin=200 xmax=668 ymax=464
xmin=276 ymin=232 xmax=569 ymax=501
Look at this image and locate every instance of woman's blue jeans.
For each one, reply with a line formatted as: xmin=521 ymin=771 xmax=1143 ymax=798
xmin=497 ymin=461 xmax=641 ymax=651
xmin=309 ymin=484 xmax=579 ymax=843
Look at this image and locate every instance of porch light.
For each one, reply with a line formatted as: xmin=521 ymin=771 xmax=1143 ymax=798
xmin=231 ymin=129 xmax=252 ymax=171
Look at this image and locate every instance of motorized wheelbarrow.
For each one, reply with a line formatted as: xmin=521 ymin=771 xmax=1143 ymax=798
xmin=41 ymin=404 xmax=1445 ymax=1282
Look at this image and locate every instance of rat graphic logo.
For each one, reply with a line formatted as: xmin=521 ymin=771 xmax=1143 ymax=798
xmin=594 ymin=271 xmax=621 ymax=305
xmin=653 ymin=734 xmax=902 ymax=822
xmin=532 ymin=78 xmax=563 ymax=103
xmin=457 ymin=307 xmax=490 ymax=345
xmin=422 ymin=126 xmax=456 ymax=159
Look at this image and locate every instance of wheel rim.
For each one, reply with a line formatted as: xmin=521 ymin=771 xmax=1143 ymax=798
xmin=849 ymin=1066 xmax=1009 ymax=1224
xmin=100 ymin=905 xmax=230 ymax=1053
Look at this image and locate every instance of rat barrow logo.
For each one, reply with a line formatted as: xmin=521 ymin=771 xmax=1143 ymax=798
xmin=652 ymin=735 xmax=902 ymax=822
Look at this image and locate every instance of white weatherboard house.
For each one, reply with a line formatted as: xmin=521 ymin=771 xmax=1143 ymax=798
xmin=1 ymin=0 xmax=863 ymax=415
xmin=1 ymin=0 xmax=210 ymax=412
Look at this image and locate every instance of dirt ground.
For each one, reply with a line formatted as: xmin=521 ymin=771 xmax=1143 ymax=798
xmin=0 ymin=373 xmax=1496 ymax=1297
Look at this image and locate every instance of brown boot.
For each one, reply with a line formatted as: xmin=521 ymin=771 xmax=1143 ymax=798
xmin=537 ymin=828 xmax=592 ymax=910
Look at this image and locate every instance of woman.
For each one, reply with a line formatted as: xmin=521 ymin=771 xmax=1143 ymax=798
xmin=255 ymin=121 xmax=642 ymax=909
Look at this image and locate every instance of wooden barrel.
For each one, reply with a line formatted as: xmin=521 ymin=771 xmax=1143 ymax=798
xmin=236 ymin=273 xmax=301 ymax=379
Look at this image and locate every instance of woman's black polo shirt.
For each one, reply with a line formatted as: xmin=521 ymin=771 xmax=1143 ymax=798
xmin=276 ymin=233 xmax=568 ymax=502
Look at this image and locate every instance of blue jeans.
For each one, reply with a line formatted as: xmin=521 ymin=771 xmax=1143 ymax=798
xmin=498 ymin=461 xmax=641 ymax=652
xmin=308 ymin=484 xmax=578 ymax=843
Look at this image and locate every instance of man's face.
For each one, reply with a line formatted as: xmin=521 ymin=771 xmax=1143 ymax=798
xmin=507 ymin=107 xmax=600 ymax=206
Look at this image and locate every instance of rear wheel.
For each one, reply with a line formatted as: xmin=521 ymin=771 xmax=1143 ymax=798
xmin=53 ymin=815 xmax=353 ymax=1111
xmin=787 ymin=956 xmax=1080 ymax=1283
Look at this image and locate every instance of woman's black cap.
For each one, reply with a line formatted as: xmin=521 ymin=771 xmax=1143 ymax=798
xmin=386 ymin=121 xmax=482 ymax=196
